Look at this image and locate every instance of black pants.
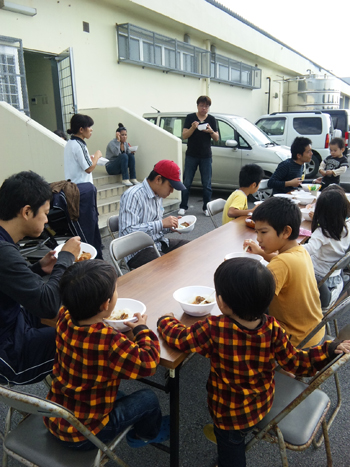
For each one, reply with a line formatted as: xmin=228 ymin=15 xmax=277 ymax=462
xmin=127 ymin=239 xmax=189 ymax=269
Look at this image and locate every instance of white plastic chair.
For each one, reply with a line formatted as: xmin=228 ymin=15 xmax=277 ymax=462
xmin=206 ymin=198 xmax=226 ymax=228
xmin=109 ymin=231 xmax=161 ymax=276
xmin=0 ymin=385 xmax=131 ymax=467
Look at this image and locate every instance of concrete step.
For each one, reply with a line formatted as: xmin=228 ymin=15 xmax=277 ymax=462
xmin=96 ymin=182 xmax=128 ymax=201
xmin=93 ymin=173 xmax=120 ymax=187
xmin=97 ymin=195 xmax=120 ymax=215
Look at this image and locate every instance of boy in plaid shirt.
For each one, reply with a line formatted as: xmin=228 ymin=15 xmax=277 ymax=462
xmin=44 ymin=260 xmax=169 ymax=450
xmin=157 ymin=258 xmax=350 ymax=467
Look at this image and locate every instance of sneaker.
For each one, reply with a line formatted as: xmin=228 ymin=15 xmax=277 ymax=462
xmin=126 ymin=415 xmax=170 ymax=448
xmin=203 ymin=423 xmax=217 ymax=444
xmin=203 ymin=209 xmax=210 ymax=217
xmin=130 ymin=179 xmax=140 ymax=185
xmin=178 ymin=208 xmax=186 ymax=216
xmin=122 ymin=179 xmax=133 ymax=186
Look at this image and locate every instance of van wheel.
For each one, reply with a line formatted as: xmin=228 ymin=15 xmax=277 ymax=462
xmin=251 ymin=173 xmax=273 ymax=201
xmin=304 ymin=155 xmax=320 ymax=179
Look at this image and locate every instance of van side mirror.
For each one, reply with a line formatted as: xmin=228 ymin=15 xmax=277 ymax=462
xmin=225 ymin=139 xmax=238 ymax=148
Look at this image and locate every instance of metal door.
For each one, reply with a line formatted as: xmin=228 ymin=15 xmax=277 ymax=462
xmin=0 ymin=35 xmax=29 ymax=115
xmin=56 ymin=47 xmax=77 ymax=132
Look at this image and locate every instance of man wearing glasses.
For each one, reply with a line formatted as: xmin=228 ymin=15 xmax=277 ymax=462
xmin=178 ymin=95 xmax=219 ymax=217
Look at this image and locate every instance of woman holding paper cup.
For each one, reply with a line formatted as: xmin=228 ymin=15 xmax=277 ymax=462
xmin=105 ymin=123 xmax=139 ymax=186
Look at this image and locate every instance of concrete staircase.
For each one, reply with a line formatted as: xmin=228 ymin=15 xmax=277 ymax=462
xmin=94 ymin=173 xmax=180 ymax=237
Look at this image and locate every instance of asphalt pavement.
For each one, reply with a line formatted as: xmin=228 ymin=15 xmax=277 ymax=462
xmin=1 ymin=187 xmax=350 ymax=467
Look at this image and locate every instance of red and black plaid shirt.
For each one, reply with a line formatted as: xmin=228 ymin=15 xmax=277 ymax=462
xmin=158 ymin=314 xmax=333 ymax=430
xmin=44 ymin=308 xmax=160 ymax=442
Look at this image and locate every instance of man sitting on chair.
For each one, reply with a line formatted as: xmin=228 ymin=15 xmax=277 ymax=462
xmin=119 ymin=160 xmax=189 ymax=269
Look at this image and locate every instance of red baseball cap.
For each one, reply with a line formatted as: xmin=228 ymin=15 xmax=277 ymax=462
xmin=153 ymin=160 xmax=186 ymax=191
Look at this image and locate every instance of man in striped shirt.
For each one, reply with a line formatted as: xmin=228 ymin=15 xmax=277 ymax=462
xmin=119 ymin=160 xmax=189 ymax=269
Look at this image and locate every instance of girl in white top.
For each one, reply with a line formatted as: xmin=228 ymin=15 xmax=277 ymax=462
xmin=303 ymin=185 xmax=350 ymax=286
xmin=64 ymin=114 xmax=102 ymax=184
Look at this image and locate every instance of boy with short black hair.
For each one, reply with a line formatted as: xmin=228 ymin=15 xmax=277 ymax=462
xmin=315 ymin=137 xmax=348 ymax=189
xmin=222 ymin=164 xmax=264 ymax=224
xmin=244 ymin=196 xmax=324 ymax=347
xmin=157 ymin=258 xmax=350 ymax=467
xmin=44 ymin=259 xmax=169 ymax=450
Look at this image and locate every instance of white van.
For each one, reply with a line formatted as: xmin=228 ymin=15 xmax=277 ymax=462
xmin=143 ymin=112 xmax=291 ymax=195
xmin=255 ymin=111 xmax=334 ymax=178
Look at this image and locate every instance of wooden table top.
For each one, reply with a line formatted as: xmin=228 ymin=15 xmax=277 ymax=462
xmin=116 ymin=216 xmax=311 ymax=369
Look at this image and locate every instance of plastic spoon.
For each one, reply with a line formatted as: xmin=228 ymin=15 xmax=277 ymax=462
xmin=199 ymin=290 xmax=215 ymax=305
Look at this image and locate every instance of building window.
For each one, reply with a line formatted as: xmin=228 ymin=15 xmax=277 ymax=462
xmin=117 ymin=24 xmax=210 ymax=78
xmin=117 ymin=24 xmax=261 ymax=89
xmin=211 ymin=53 xmax=261 ymax=89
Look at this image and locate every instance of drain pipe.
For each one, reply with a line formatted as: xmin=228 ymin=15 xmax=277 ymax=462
xmin=266 ymin=77 xmax=271 ymax=114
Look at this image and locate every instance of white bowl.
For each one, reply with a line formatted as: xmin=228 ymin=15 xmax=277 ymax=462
xmin=301 ymin=183 xmax=321 ymax=194
xmin=273 ymin=193 xmax=294 ymax=199
xmin=254 ymin=201 xmax=263 ymax=206
xmin=54 ymin=242 xmax=97 ymax=261
xmin=295 ymin=195 xmax=315 ymax=205
xmin=224 ymin=251 xmax=263 ymax=262
xmin=104 ymin=298 xmax=146 ymax=332
xmin=346 ymin=193 xmax=350 ymax=202
xmin=175 ymin=215 xmax=197 ymax=233
xmin=300 ymin=208 xmax=313 ymax=221
xmin=173 ymin=286 xmax=216 ymax=317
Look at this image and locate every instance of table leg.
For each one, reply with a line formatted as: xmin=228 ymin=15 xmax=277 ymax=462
xmin=168 ymin=366 xmax=180 ymax=467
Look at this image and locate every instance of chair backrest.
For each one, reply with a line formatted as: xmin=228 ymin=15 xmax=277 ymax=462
xmin=107 ymin=215 xmax=119 ymax=240
xmin=0 ymin=385 xmax=127 ymax=466
xmin=318 ymin=251 xmax=350 ymax=288
xmin=109 ymin=231 xmax=161 ymax=275
xmin=297 ymin=295 xmax=350 ymax=349
xmin=207 ymin=198 xmax=226 ymax=228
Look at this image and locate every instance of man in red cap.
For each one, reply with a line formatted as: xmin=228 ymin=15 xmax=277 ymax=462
xmin=119 ymin=160 xmax=189 ymax=269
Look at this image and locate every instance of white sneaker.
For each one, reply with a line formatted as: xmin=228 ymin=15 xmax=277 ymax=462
xmin=122 ymin=179 xmax=133 ymax=186
xmin=203 ymin=209 xmax=210 ymax=217
xmin=178 ymin=208 xmax=186 ymax=216
xmin=130 ymin=179 xmax=140 ymax=185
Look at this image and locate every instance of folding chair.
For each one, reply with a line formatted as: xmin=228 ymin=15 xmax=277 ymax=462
xmin=296 ymin=295 xmax=350 ymax=447
xmin=317 ymin=251 xmax=350 ymax=335
xmin=0 ymin=385 xmax=130 ymax=467
xmin=109 ymin=231 xmax=161 ymax=276
xmin=245 ymin=352 xmax=350 ymax=467
xmin=206 ymin=198 xmax=226 ymax=228
xmin=107 ymin=215 xmax=120 ymax=240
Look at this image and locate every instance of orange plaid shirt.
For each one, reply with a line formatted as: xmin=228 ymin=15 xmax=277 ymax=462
xmin=44 ymin=308 xmax=160 ymax=442
xmin=158 ymin=314 xmax=334 ymax=430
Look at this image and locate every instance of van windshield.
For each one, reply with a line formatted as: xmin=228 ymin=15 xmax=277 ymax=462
xmin=229 ymin=117 xmax=276 ymax=146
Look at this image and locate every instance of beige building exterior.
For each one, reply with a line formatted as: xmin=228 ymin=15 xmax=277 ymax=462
xmin=1 ymin=0 xmax=350 ymax=184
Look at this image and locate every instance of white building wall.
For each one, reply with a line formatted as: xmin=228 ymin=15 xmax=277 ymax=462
xmin=1 ymin=0 xmax=346 ymax=124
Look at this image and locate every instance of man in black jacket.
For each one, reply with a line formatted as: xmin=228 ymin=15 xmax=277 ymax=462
xmin=0 ymin=171 xmax=80 ymax=385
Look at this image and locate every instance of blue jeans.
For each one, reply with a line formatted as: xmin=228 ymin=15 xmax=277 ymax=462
xmin=180 ymin=155 xmax=212 ymax=211
xmin=55 ymin=388 xmax=162 ymax=451
xmin=214 ymin=424 xmax=253 ymax=467
xmin=106 ymin=153 xmax=136 ymax=180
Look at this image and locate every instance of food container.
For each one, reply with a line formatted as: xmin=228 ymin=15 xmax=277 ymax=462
xmin=104 ymin=298 xmax=146 ymax=332
xmin=300 ymin=183 xmax=321 ymax=194
xmin=300 ymin=208 xmax=313 ymax=221
xmin=173 ymin=286 xmax=216 ymax=317
xmin=54 ymin=242 xmax=97 ymax=261
xmin=245 ymin=216 xmax=255 ymax=229
xmin=174 ymin=215 xmax=197 ymax=233
xmin=224 ymin=251 xmax=263 ymax=262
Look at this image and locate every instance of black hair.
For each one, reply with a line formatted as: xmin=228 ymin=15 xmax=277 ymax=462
xmin=67 ymin=114 xmax=94 ymax=135
xmin=239 ymin=164 xmax=264 ymax=188
xmin=196 ymin=95 xmax=212 ymax=106
xmin=330 ymin=137 xmax=345 ymax=150
xmin=60 ymin=260 xmax=117 ymax=321
xmin=311 ymin=185 xmax=349 ymax=240
xmin=290 ymin=137 xmax=312 ymax=160
xmin=147 ymin=170 xmax=167 ymax=183
xmin=0 ymin=171 xmax=52 ymax=221
xmin=214 ymin=258 xmax=275 ymax=321
xmin=252 ymin=197 xmax=301 ymax=240
xmin=53 ymin=129 xmax=68 ymax=141
xmin=116 ymin=122 xmax=127 ymax=132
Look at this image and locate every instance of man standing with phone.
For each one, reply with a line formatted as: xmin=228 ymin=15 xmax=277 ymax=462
xmin=178 ymin=96 xmax=219 ymax=217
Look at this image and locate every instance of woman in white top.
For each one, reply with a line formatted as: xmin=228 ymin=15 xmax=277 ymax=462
xmin=303 ymin=185 xmax=350 ymax=287
xmin=64 ymin=114 xmax=102 ymax=184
